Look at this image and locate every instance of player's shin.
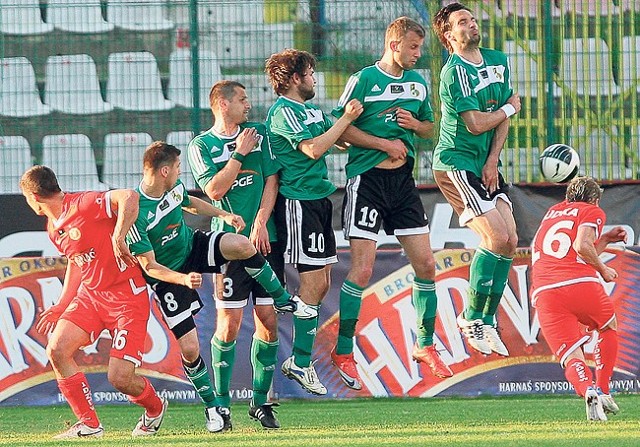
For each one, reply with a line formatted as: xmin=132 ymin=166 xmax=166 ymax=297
xmin=292 ymin=309 xmax=320 ymax=367
xmin=243 ymin=253 xmax=290 ymax=305
xmin=413 ymin=277 xmax=437 ymax=348
xmin=594 ymin=328 xmax=618 ymax=394
xmin=57 ymin=372 xmax=101 ymax=428
xmin=484 ymin=255 xmax=513 ymax=325
xmin=466 ymin=248 xmax=499 ymax=320
xmin=564 ymin=358 xmax=594 ymax=397
xmin=183 ymin=355 xmax=217 ymax=407
xmin=211 ymin=336 xmax=236 ymax=407
xmin=250 ymin=336 xmax=279 ymax=407
xmin=128 ymin=377 xmax=164 ymax=417
xmin=336 ymin=280 xmax=364 ymax=355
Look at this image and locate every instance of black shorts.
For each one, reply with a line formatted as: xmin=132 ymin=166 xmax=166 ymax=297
xmin=342 ymin=162 xmax=429 ymax=241
xmin=153 ymin=230 xmax=226 ymax=339
xmin=216 ymin=242 xmax=286 ymax=309
xmin=274 ymin=193 xmax=337 ymax=270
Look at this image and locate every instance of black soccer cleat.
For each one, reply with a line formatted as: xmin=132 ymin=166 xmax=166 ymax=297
xmin=248 ymin=402 xmax=281 ymax=429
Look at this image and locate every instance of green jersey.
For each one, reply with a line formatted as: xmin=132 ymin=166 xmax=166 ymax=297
xmin=187 ymin=123 xmax=278 ymax=239
xmin=127 ymin=180 xmax=193 ymax=278
xmin=266 ymin=96 xmax=336 ymax=200
xmin=332 ymin=63 xmax=434 ymax=178
xmin=433 ymin=48 xmax=513 ymax=176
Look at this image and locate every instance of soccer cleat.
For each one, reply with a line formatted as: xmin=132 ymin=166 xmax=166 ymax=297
xmin=53 ymin=421 xmax=104 ymax=439
xmin=411 ymin=344 xmax=454 ymax=379
xmin=596 ymin=388 xmax=619 ymax=415
xmin=457 ymin=313 xmax=492 ymax=355
xmin=131 ymin=396 xmax=168 ymax=436
xmin=248 ymin=402 xmax=281 ymax=429
xmin=483 ymin=324 xmax=510 ymax=356
xmin=205 ymin=406 xmax=232 ymax=433
xmin=331 ymin=348 xmax=363 ymax=390
xmin=274 ymin=295 xmax=318 ymax=319
xmin=585 ymin=387 xmax=608 ymax=421
xmin=281 ymin=356 xmax=327 ymax=395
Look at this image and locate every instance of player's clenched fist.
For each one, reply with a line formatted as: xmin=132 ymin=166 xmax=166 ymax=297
xmin=183 ymin=272 xmax=203 ymax=289
xmin=344 ymin=99 xmax=363 ymax=121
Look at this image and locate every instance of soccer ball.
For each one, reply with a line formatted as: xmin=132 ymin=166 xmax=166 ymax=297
xmin=539 ymin=144 xmax=580 ymax=183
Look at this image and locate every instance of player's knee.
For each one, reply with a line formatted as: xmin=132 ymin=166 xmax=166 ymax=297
xmin=180 ymin=342 xmax=201 ymax=363
xmin=350 ymin=266 xmax=373 ymax=288
xmin=214 ymin=323 xmax=239 ymax=343
xmin=46 ymin=342 xmax=68 ymax=367
xmin=413 ymin=257 xmax=436 ymax=280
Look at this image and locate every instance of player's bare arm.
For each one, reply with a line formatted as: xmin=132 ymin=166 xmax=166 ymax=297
xmin=574 ymin=225 xmax=618 ymax=282
xmin=250 ymin=174 xmax=278 ymax=255
xmin=298 ymin=99 xmax=363 ymax=160
xmin=395 ymin=108 xmax=434 ymax=139
xmin=136 ymin=250 xmax=202 ymax=289
xmin=340 ymin=125 xmax=408 ymax=161
xmin=204 ymin=128 xmax=260 ymax=200
xmin=36 ymin=261 xmax=82 ymax=334
xmin=183 ymin=195 xmax=246 ymax=233
xmin=460 ymin=93 xmax=521 ymax=135
xmin=482 ymin=118 xmax=510 ymax=194
xmin=109 ymin=189 xmax=140 ymax=268
xmin=595 ymin=226 xmax=628 ymax=254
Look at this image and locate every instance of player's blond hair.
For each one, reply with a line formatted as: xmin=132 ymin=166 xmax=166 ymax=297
xmin=432 ymin=2 xmax=472 ymax=53
xmin=265 ymin=49 xmax=316 ymax=96
xmin=385 ymin=16 xmax=425 ymax=49
xmin=566 ymin=176 xmax=603 ymax=204
xmin=19 ymin=165 xmax=61 ymax=197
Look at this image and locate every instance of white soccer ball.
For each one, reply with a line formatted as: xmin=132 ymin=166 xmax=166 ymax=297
xmin=539 ymin=144 xmax=580 ymax=183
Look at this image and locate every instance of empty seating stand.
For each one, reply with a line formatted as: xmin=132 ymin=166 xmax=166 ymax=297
xmin=102 ymin=132 xmax=153 ymax=188
xmin=168 ymin=49 xmax=222 ymax=109
xmin=107 ymin=0 xmax=174 ymax=31
xmin=42 ymin=134 xmax=108 ymax=191
xmin=0 ymin=136 xmax=32 ymax=194
xmin=0 ymin=57 xmax=51 ymax=118
xmin=0 ymin=0 xmax=53 ymax=35
xmin=48 ymin=0 xmax=114 ymax=33
xmin=166 ymin=131 xmax=197 ymax=190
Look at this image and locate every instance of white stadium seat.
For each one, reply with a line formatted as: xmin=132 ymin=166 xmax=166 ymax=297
xmin=560 ymin=38 xmax=620 ymax=96
xmin=503 ymin=40 xmax=561 ymax=98
xmin=168 ymin=49 xmax=222 ymax=109
xmin=197 ymin=0 xmax=264 ymax=28
xmin=0 ymin=57 xmax=51 ymax=118
xmin=414 ymin=150 xmax=434 ymax=185
xmin=106 ymin=52 xmax=174 ymax=111
xmin=103 ymin=132 xmax=153 ymax=188
xmin=233 ymin=73 xmax=276 ymax=109
xmin=326 ymin=152 xmax=349 ymax=188
xmin=44 ymin=54 xmax=113 ymax=115
xmin=502 ymin=0 xmax=561 ymax=18
xmin=0 ymin=0 xmax=54 ymax=35
xmin=107 ymin=0 xmax=174 ymax=31
xmin=570 ymin=126 xmax=627 ymax=180
xmin=166 ymin=131 xmax=197 ymax=190
xmin=42 ymin=134 xmax=108 ymax=192
xmin=562 ymin=0 xmax=620 ymax=17
xmin=0 ymin=136 xmax=32 ymax=194
xmin=322 ymin=0 xmax=415 ymax=24
xmin=48 ymin=0 xmax=114 ymax=33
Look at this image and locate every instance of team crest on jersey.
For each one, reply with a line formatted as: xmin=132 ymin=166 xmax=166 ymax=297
xmin=171 ymin=190 xmax=182 ymax=202
xmin=390 ymin=84 xmax=405 ymax=94
xmin=410 ymin=83 xmax=420 ymax=97
xmin=69 ymin=227 xmax=81 ymax=240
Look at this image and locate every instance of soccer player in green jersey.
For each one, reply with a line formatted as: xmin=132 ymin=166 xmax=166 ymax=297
xmin=331 ymin=16 xmax=452 ymax=390
xmin=188 ymin=80 xmax=316 ymax=429
xmin=432 ymin=3 xmax=521 ymax=356
xmin=265 ymin=49 xmax=363 ymax=395
xmin=127 ymin=142 xmax=311 ymax=432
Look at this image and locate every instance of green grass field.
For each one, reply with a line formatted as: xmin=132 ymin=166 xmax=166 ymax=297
xmin=1 ymin=396 xmax=639 ymax=447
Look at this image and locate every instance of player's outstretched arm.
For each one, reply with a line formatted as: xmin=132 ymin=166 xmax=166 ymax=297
xmin=595 ymin=226 xmax=628 ymax=254
xmin=574 ymin=225 xmax=618 ymax=282
xmin=109 ymin=189 xmax=140 ymax=268
xmin=183 ymin=195 xmax=246 ymax=233
xmin=36 ymin=261 xmax=81 ymax=334
xmin=136 ymin=251 xmax=202 ymax=289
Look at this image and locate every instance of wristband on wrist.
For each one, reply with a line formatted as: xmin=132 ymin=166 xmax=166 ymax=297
xmin=500 ymin=104 xmax=516 ymax=119
xmin=231 ymin=151 xmax=245 ymax=163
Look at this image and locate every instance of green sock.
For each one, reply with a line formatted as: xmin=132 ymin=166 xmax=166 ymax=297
xmin=250 ymin=336 xmax=279 ymax=407
xmin=292 ymin=306 xmax=320 ymax=368
xmin=465 ymin=247 xmax=499 ymax=320
xmin=413 ymin=277 xmax=437 ymax=348
xmin=243 ymin=252 xmax=290 ymax=306
xmin=484 ymin=255 xmax=514 ymax=325
xmin=211 ymin=336 xmax=236 ymax=408
xmin=336 ymin=280 xmax=364 ymax=355
xmin=183 ymin=355 xmax=217 ymax=407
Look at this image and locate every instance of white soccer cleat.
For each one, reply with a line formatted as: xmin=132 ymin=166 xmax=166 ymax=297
xmin=281 ymin=356 xmax=327 ymax=395
xmin=596 ymin=388 xmax=619 ymax=415
xmin=585 ymin=387 xmax=608 ymax=421
xmin=457 ymin=313 xmax=492 ymax=355
xmin=132 ymin=396 xmax=168 ymax=436
xmin=53 ymin=421 xmax=104 ymax=439
xmin=274 ymin=295 xmax=318 ymax=319
xmin=483 ymin=324 xmax=509 ymax=356
xmin=205 ymin=406 xmax=232 ymax=433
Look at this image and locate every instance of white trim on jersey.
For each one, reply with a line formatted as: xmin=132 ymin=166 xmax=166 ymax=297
xmin=138 ymin=182 xmax=187 ymax=231
xmin=364 ymin=82 xmax=427 ymax=103
xmin=337 ymin=75 xmax=358 ymax=107
xmin=207 ymin=230 xmax=225 ymax=267
xmin=104 ymin=190 xmax=113 ymax=219
xmin=123 ymin=355 xmax=142 ymax=367
xmin=282 ymin=106 xmax=304 ymax=133
xmin=531 ymin=276 xmax=601 ymax=306
xmin=456 ymin=65 xmax=472 ymax=97
xmin=394 ymin=226 xmax=430 ymax=236
xmin=162 ymin=301 xmax=202 ymax=328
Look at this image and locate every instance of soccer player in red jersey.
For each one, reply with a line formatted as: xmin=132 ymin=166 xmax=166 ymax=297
xmin=530 ymin=176 xmax=627 ymax=421
xmin=20 ymin=166 xmax=167 ymax=438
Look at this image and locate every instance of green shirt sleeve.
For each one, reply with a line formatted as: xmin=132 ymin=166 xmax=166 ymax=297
xmin=188 ymin=138 xmax=220 ymax=192
xmin=444 ymin=64 xmax=480 ymax=114
xmin=270 ymin=106 xmax=314 ymax=152
xmin=331 ymin=73 xmax=365 ymax=119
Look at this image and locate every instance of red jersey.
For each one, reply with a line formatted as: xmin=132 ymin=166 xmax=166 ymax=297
xmin=48 ymin=191 xmax=144 ymax=291
xmin=530 ymin=200 xmax=606 ymax=302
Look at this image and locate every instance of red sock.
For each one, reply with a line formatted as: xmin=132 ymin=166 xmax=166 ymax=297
xmin=57 ymin=372 xmax=100 ymax=428
xmin=128 ymin=377 xmax=163 ymax=417
xmin=594 ymin=329 xmax=618 ymax=394
xmin=564 ymin=358 xmax=593 ymax=397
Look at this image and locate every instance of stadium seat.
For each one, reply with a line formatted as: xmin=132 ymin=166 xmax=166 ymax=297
xmin=441 ymin=0 xmax=503 ymax=20
xmin=42 ymin=134 xmax=108 ymax=191
xmin=166 ymin=130 xmax=197 ymax=190
xmin=502 ymin=0 xmax=561 ymax=18
xmin=106 ymin=52 xmax=174 ymax=111
xmin=570 ymin=126 xmax=627 ymax=180
xmin=560 ymin=38 xmax=620 ymax=96
xmin=107 ymin=0 xmax=174 ymax=31
xmin=197 ymin=0 xmax=264 ymax=28
xmin=0 ymin=136 xmax=32 ymax=194
xmin=103 ymin=132 xmax=153 ymax=188
xmin=561 ymin=0 xmax=620 ymax=17
xmin=503 ymin=40 xmax=561 ymax=98
xmin=322 ymin=0 xmax=417 ymax=24
xmin=620 ymin=36 xmax=640 ymax=93
xmin=233 ymin=73 xmax=276 ymax=111
xmin=44 ymin=54 xmax=113 ymax=115
xmin=414 ymin=150 xmax=433 ymax=185
xmin=326 ymin=152 xmax=349 ymax=188
xmin=0 ymin=0 xmax=54 ymax=35
xmin=0 ymin=57 xmax=51 ymax=118
xmin=48 ymin=0 xmax=114 ymax=33
xmin=168 ymin=49 xmax=222 ymax=109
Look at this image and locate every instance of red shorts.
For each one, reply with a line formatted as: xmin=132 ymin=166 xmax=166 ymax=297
xmin=61 ymin=278 xmax=151 ymax=366
xmin=535 ymin=281 xmax=615 ymax=366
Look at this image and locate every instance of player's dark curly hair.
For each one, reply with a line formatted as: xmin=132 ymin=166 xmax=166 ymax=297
xmin=433 ymin=2 xmax=472 ymax=53
xmin=144 ymin=141 xmax=181 ymax=171
xmin=20 ymin=165 xmax=61 ymax=197
xmin=264 ymin=49 xmax=316 ymax=96
xmin=566 ymin=176 xmax=603 ymax=204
